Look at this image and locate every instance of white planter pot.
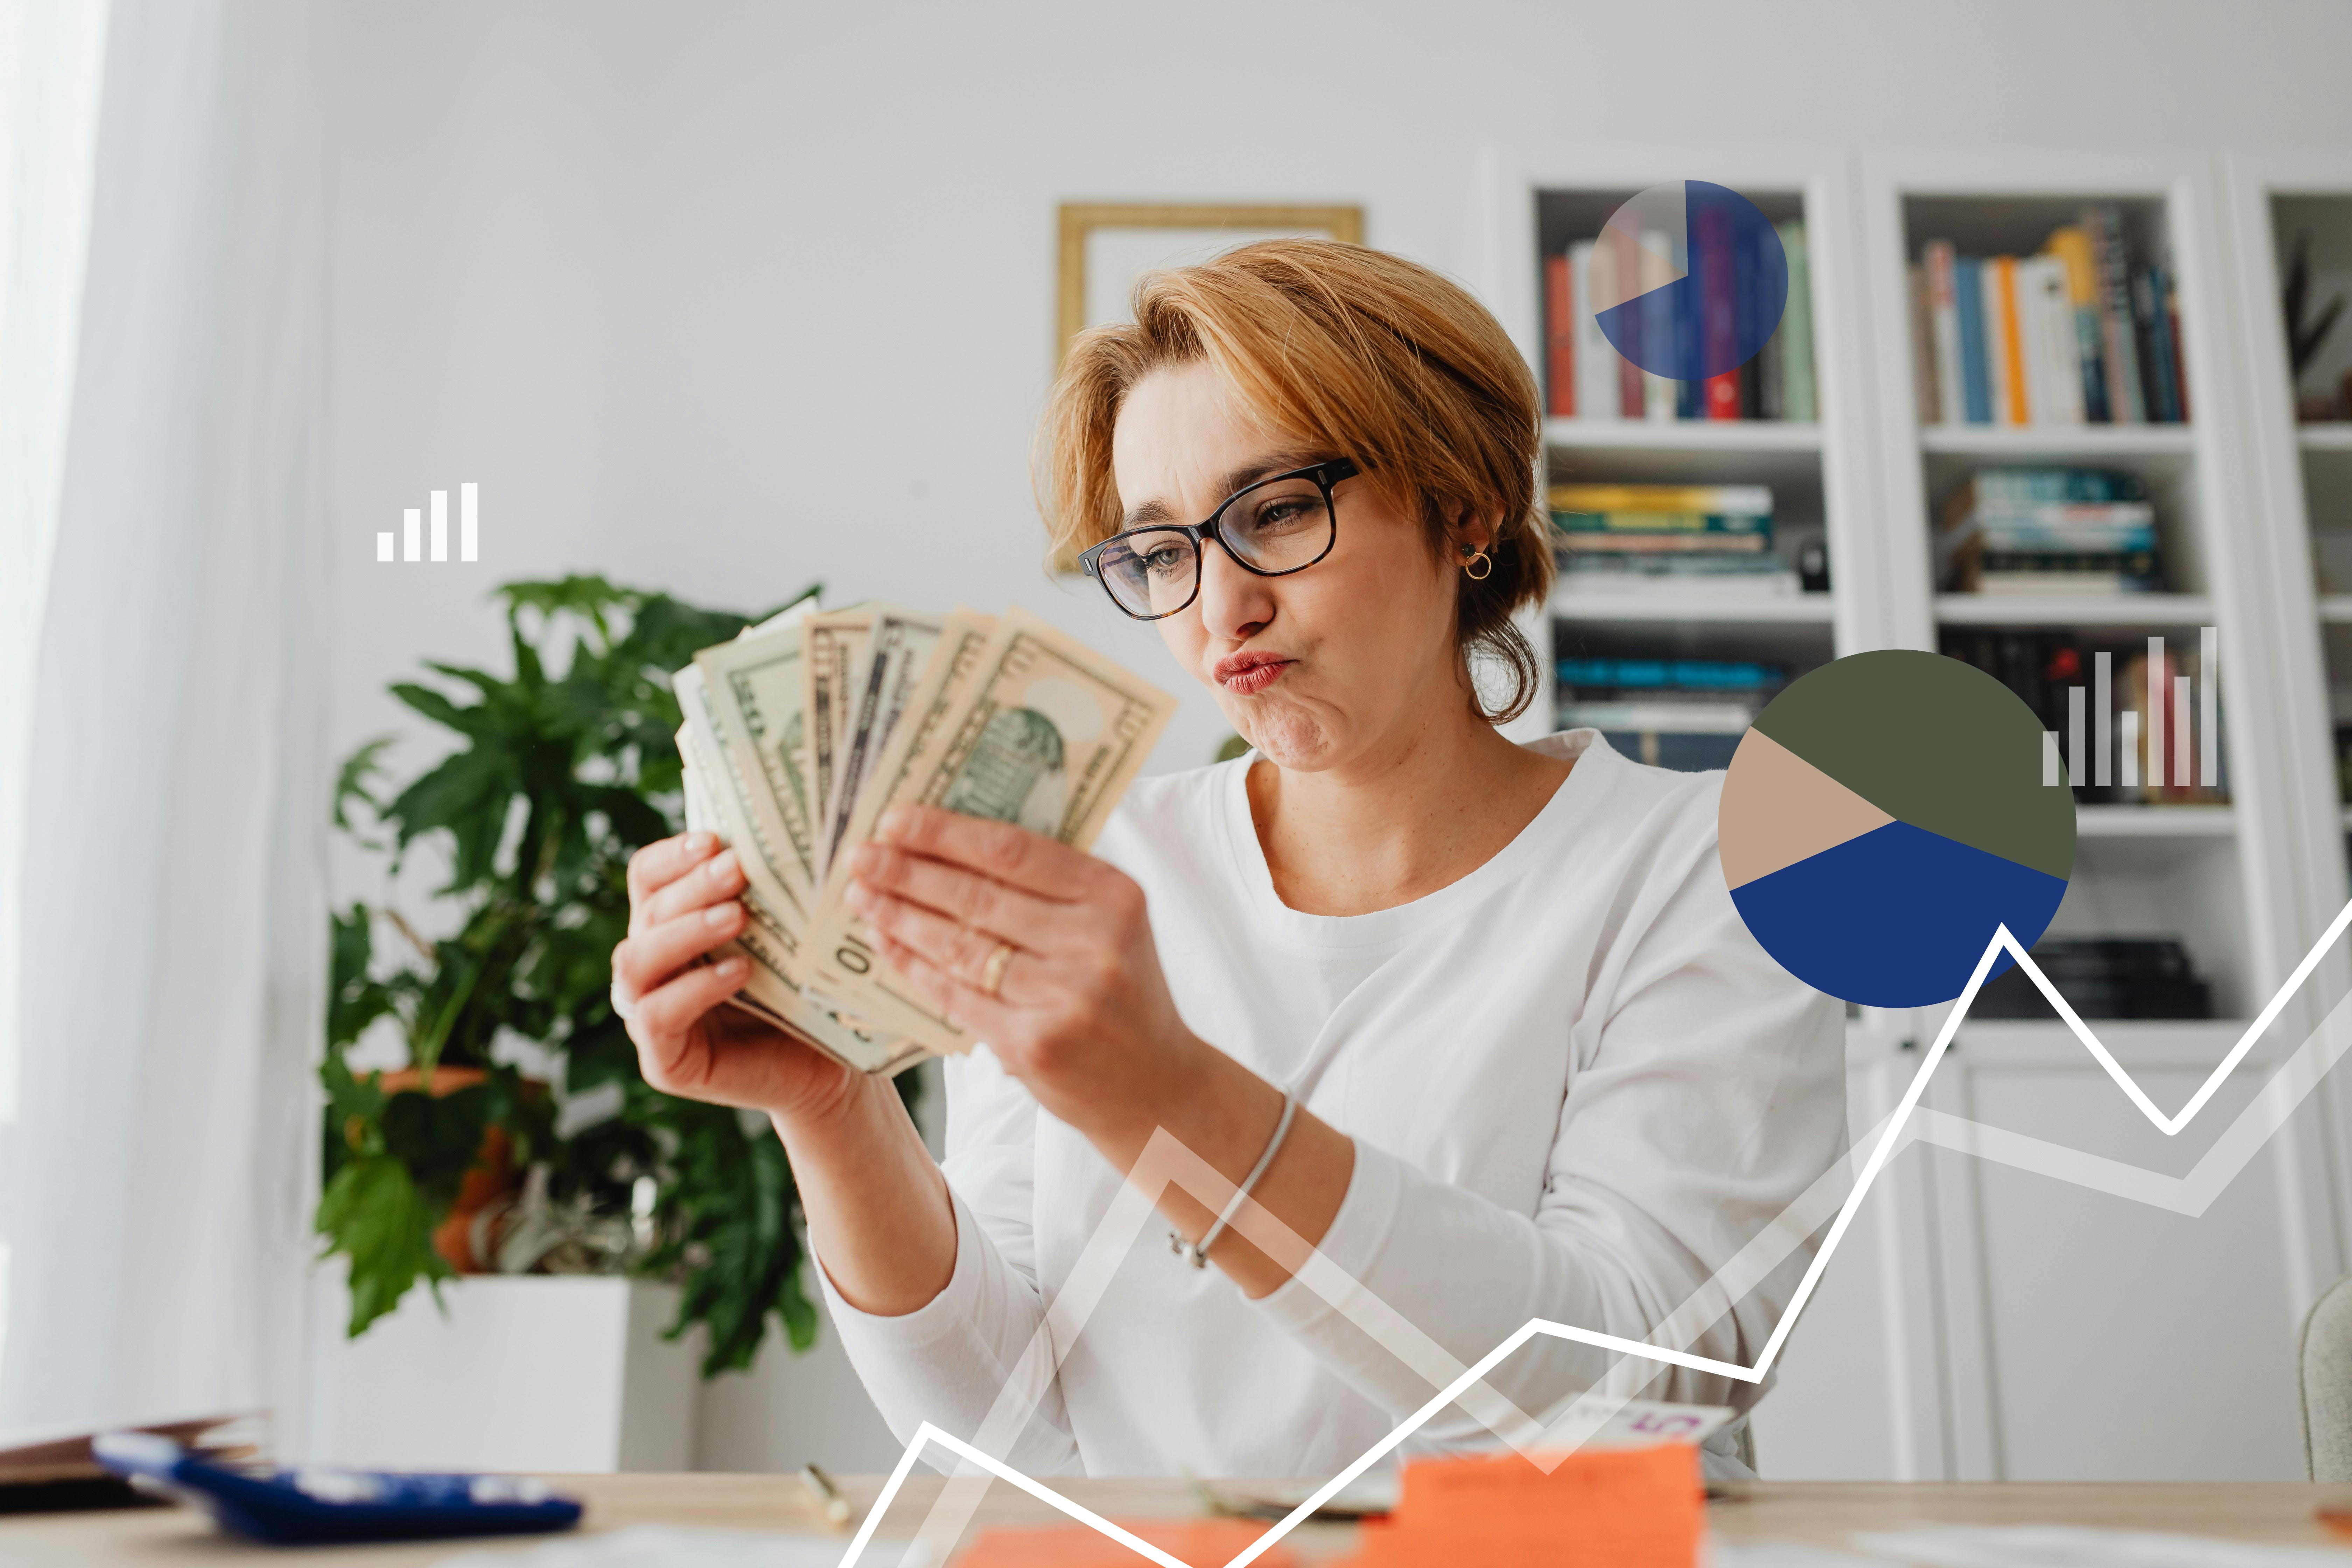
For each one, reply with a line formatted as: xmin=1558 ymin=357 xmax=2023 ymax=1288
xmin=305 ymin=1270 xmax=703 ymax=1472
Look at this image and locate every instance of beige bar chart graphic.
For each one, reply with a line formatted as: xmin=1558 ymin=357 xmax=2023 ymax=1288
xmin=375 ymin=482 xmax=478 ymax=564
xmin=2042 ymin=626 xmax=2218 ymax=789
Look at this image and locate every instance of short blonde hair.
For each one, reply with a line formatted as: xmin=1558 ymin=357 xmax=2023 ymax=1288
xmin=1037 ymin=239 xmax=1551 ymax=724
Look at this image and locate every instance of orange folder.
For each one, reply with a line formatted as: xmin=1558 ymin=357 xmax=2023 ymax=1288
xmin=1340 ymin=1442 xmax=1703 ymax=1568
xmin=954 ymin=1516 xmax=1297 ymax=1567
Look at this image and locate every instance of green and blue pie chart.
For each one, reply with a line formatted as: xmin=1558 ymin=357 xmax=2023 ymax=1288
xmin=1718 ymin=650 xmax=2077 ymax=1008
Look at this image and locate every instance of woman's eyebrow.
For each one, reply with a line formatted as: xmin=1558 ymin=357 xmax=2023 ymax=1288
xmin=1120 ymin=450 xmax=1324 ymax=530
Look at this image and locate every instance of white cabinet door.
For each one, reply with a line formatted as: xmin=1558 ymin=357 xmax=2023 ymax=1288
xmin=1748 ymin=1038 xmax=1952 ymax=1480
xmin=1920 ymin=1021 xmax=2324 ymax=1480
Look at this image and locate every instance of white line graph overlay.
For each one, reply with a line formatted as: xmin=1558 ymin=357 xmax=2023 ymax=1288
xmin=834 ymin=894 xmax=2352 ymax=1568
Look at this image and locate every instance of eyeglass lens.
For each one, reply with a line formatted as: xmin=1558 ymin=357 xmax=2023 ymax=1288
xmin=1094 ymin=473 xmax=1335 ymax=618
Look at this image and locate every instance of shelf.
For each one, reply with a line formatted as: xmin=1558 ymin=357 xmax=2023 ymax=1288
xmin=1545 ymin=419 xmax=1822 ymax=452
xmin=1943 ymin=1017 xmax=2262 ymax=1070
xmin=2074 ymin=805 xmax=2236 ymax=838
xmin=1919 ymin=425 xmax=2195 ymax=457
xmin=1934 ymin=593 xmax=2216 ymax=627
xmin=2318 ymin=596 xmax=2352 ymax=624
xmin=2301 ymin=425 xmax=2352 ymax=453
xmin=1550 ymin=591 xmax=1833 ymax=625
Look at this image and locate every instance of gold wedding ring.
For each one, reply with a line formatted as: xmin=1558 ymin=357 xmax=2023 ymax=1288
xmin=979 ymin=941 xmax=1016 ymax=999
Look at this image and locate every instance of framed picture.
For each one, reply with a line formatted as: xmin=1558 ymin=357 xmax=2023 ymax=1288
xmin=1055 ymin=202 xmax=1366 ymax=364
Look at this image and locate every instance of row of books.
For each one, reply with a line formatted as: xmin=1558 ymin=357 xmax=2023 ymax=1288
xmin=1973 ymin=937 xmax=2213 ymax=1019
xmin=1549 ymin=483 xmax=1810 ymax=598
xmin=1910 ymin=205 xmax=2188 ymax=427
xmin=1543 ymin=219 xmax=1816 ymax=422
xmin=1933 ymin=467 xmax=2165 ymax=595
xmin=1939 ymin=631 xmax=2225 ymax=804
xmin=1555 ymin=655 xmax=1785 ymax=771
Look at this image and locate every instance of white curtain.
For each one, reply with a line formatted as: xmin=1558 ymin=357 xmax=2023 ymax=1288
xmin=0 ymin=0 xmax=331 ymax=1437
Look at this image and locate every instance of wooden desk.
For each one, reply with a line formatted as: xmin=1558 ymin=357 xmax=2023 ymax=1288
xmin=7 ymin=1475 xmax=2352 ymax=1565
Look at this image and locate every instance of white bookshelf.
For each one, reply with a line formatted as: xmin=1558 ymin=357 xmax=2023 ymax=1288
xmin=1481 ymin=146 xmax=1872 ymax=758
xmin=1485 ymin=145 xmax=2352 ymax=1485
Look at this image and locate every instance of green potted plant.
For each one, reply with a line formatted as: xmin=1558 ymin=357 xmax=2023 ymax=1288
xmin=321 ymin=574 xmax=916 ymax=1377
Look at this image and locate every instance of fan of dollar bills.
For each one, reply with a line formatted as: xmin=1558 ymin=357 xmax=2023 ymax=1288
xmin=674 ymin=602 xmax=1178 ymax=1075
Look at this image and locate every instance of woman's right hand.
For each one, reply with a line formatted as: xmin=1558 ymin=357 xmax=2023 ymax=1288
xmin=611 ymin=832 xmax=857 ymax=1123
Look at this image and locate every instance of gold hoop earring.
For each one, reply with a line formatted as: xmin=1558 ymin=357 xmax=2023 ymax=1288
xmin=1462 ymin=549 xmax=1493 ymax=581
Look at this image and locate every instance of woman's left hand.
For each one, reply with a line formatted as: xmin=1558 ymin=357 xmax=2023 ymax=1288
xmin=843 ymin=802 xmax=1204 ymax=1146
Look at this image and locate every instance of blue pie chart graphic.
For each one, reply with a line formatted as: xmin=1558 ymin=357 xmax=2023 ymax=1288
xmin=1591 ymin=181 xmax=1789 ymax=382
xmin=1717 ymin=651 xmax=2077 ymax=1008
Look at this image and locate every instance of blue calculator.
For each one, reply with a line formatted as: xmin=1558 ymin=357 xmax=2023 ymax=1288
xmin=93 ymin=1433 xmax=583 ymax=1545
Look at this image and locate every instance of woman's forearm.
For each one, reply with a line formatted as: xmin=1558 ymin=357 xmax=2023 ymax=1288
xmin=776 ymin=1074 xmax=957 ymax=1317
xmin=1086 ymin=1040 xmax=1356 ymax=1302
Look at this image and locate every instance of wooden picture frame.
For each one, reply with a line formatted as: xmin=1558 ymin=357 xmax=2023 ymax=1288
xmin=1055 ymin=202 xmax=1366 ymax=365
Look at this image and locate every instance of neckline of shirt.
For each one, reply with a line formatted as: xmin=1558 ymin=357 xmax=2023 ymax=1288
xmin=1213 ymin=728 xmax=1616 ymax=951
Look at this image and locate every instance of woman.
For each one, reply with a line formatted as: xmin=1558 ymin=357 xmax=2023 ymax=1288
xmin=610 ymin=240 xmax=1846 ymax=1480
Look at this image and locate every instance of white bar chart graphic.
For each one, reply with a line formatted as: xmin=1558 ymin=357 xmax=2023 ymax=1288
xmin=376 ymin=482 xmax=479 ymax=564
xmin=2042 ymin=626 xmax=2218 ymax=789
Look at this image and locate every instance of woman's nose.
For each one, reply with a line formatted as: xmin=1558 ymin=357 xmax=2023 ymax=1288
xmin=1195 ymin=538 xmax=1274 ymax=643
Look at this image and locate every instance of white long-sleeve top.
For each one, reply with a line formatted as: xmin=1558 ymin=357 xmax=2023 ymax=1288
xmin=816 ymin=730 xmax=1847 ymax=1479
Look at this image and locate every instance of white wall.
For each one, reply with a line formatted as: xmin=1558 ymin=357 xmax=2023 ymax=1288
xmin=324 ymin=0 xmax=2352 ymax=1472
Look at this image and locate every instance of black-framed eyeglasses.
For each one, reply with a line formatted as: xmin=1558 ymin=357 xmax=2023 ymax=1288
xmin=1077 ymin=458 xmax=1358 ymax=622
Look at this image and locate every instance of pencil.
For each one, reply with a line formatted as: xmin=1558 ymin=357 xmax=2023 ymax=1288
xmin=800 ymin=1462 xmax=852 ymax=1529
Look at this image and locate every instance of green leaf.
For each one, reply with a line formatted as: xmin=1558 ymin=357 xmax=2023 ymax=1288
xmin=316 ymin=1153 xmax=451 ymax=1336
xmin=332 ymin=737 xmax=397 ymax=833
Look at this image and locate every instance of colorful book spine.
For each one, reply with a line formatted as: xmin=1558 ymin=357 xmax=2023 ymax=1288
xmin=1555 ymin=531 xmax=1770 ymax=554
xmin=1989 ymin=256 xmax=2029 ymax=425
xmin=1953 ymin=256 xmax=1990 ymax=423
xmin=1548 ymin=483 xmax=1773 ymax=515
xmin=1778 ymin=218 xmax=1815 ymax=422
xmin=1925 ymin=241 xmax=1963 ymax=425
xmin=2083 ymin=203 xmax=2145 ymax=424
xmin=1544 ymin=254 xmax=1576 ymax=418
xmin=1570 ymin=242 xmax=1619 ymax=423
xmin=2135 ymin=264 xmax=2183 ymax=424
xmin=1699 ymin=204 xmax=1738 ymax=419
xmin=1552 ymin=511 xmax=1772 ymax=534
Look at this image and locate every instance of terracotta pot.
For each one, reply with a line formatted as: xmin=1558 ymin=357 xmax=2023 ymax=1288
xmin=363 ymin=1066 xmax=536 ymax=1274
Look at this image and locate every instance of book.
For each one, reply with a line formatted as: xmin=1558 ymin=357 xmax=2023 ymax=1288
xmin=1556 ymin=566 xmax=1801 ymax=598
xmin=1544 ymin=254 xmax=1576 ymax=418
xmin=1953 ymin=255 xmax=1991 ymax=423
xmin=2024 ymin=255 xmax=2085 ymax=425
xmin=1552 ymin=511 xmax=1772 ymax=536
xmin=1973 ymin=938 xmax=2211 ymax=1020
xmin=1990 ymin=256 xmax=2031 ymax=424
xmin=2168 ymin=273 xmax=2190 ymax=421
xmin=1948 ymin=466 xmax=2147 ymax=508
xmin=2083 ymin=203 xmax=2146 ymax=424
xmin=2014 ymin=255 xmax=2053 ymax=426
xmin=1925 ymin=241 xmax=1963 ymax=425
xmin=1570 ymin=241 xmax=1619 ymax=423
xmin=1778 ymin=218 xmax=1816 ymax=421
xmin=1556 ymin=656 xmax=1785 ymax=691
xmin=1970 ymin=551 xmax=2162 ymax=595
xmin=1549 ymin=483 xmax=1773 ymax=516
xmin=1698 ymin=202 xmax=1738 ymax=419
xmin=1558 ymin=552 xmax=1794 ymax=579
xmin=1640 ymin=228 xmax=1678 ymax=421
xmin=1556 ymin=530 xmax=1770 ymax=554
xmin=2135 ymin=262 xmax=2183 ymax=423
xmin=2044 ymin=225 xmax=2110 ymax=421
xmin=1560 ymin=700 xmax=1758 ymax=733
xmin=1909 ymin=263 xmax=1939 ymax=424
